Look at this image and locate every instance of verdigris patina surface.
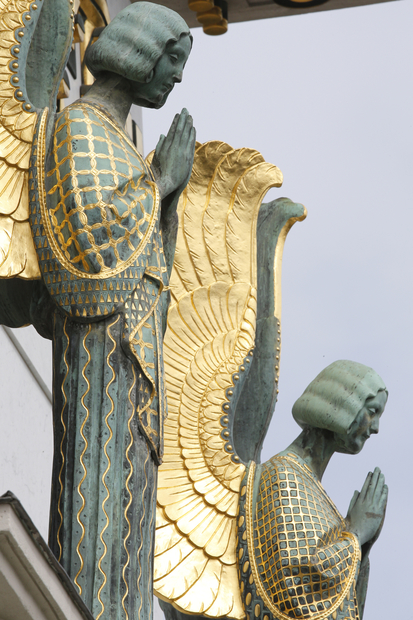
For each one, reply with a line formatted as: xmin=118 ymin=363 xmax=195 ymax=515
xmin=152 ymin=148 xmax=387 ymax=620
xmin=156 ymin=357 xmax=388 ymax=620
xmin=0 ymin=1 xmax=195 ymax=619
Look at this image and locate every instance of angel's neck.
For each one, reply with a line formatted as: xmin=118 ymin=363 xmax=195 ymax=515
xmin=280 ymin=427 xmax=336 ymax=482
xmin=82 ymin=73 xmax=133 ymax=129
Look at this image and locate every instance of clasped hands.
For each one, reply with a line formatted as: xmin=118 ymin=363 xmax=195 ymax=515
xmin=151 ymin=108 xmax=196 ymax=209
xmin=346 ymin=467 xmax=388 ymax=549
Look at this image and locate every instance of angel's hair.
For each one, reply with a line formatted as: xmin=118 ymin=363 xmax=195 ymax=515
xmin=85 ymin=2 xmax=191 ymax=83
xmin=292 ymin=360 xmax=387 ymax=434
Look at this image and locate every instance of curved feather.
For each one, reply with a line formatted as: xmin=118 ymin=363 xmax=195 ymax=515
xmin=155 ymin=141 xmax=283 ymax=619
xmin=0 ymin=0 xmax=40 ymax=278
xmin=0 ymin=0 xmax=73 ymax=280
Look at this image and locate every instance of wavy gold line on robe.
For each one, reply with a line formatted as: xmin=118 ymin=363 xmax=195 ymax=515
xmin=74 ymin=323 xmax=92 ymax=594
xmin=147 ymin=468 xmax=156 ymax=620
xmin=56 ymin=316 xmax=70 ymax=561
xmin=96 ymin=314 xmax=119 ymax=620
xmin=121 ymin=363 xmax=137 ymax=620
xmin=137 ymin=449 xmax=150 ymax=620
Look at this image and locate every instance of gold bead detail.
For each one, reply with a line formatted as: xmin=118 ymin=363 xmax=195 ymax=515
xmin=226 ymin=445 xmax=233 ymax=451
xmin=245 ymin=593 xmax=252 ymax=606
xmin=223 ymin=404 xmax=229 ymax=410
xmin=12 ymin=62 xmax=18 ymax=69
xmin=32 ymin=3 xmax=38 ymax=8
xmin=222 ymin=417 xmax=228 ymax=424
xmin=234 ymin=374 xmax=239 ymax=381
xmin=25 ymin=13 xmax=31 ymax=19
xmin=14 ymin=47 xmax=20 ymax=53
xmin=26 ymin=104 xmax=31 ymax=109
xmin=16 ymin=90 xmax=22 ymax=97
xmin=234 ymin=455 xmax=239 ymax=461
xmin=223 ymin=431 xmax=229 ymax=438
xmin=243 ymin=560 xmax=249 ymax=572
xmin=255 ymin=604 xmax=261 ymax=618
xmin=18 ymin=31 xmax=24 ymax=36
xmin=240 ymin=366 xmax=245 ymax=371
xmin=12 ymin=76 xmax=19 ymax=83
xmin=228 ymin=390 xmax=233 ymax=396
xmin=246 ymin=358 xmax=250 ymax=363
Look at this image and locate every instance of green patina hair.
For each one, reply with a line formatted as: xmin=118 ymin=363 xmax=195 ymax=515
xmin=85 ymin=2 xmax=191 ymax=84
xmin=292 ymin=360 xmax=387 ymax=434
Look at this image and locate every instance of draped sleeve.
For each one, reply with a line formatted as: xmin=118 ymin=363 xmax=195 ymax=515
xmin=30 ymin=101 xmax=161 ymax=319
xmin=238 ymin=454 xmax=362 ymax=620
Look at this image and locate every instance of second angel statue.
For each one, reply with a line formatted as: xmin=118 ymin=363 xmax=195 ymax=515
xmin=153 ymin=146 xmax=388 ymax=620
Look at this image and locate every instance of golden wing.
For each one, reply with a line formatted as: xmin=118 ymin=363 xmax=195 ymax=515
xmin=154 ymin=142 xmax=283 ymax=619
xmin=0 ymin=0 xmax=42 ymax=278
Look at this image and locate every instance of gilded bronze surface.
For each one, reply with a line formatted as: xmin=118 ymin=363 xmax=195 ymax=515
xmin=242 ymin=457 xmax=360 ymax=620
xmin=154 ymin=141 xmax=302 ymax=619
xmin=0 ymin=0 xmax=40 ymax=279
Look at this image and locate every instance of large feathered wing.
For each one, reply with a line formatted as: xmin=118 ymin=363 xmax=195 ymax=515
xmin=0 ymin=0 xmax=40 ymax=278
xmin=154 ymin=142 xmax=286 ymax=618
xmin=0 ymin=0 xmax=72 ymax=281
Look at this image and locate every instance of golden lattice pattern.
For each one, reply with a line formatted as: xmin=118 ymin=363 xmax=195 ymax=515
xmin=45 ymin=103 xmax=155 ymax=275
xmin=244 ymin=455 xmax=360 ymax=619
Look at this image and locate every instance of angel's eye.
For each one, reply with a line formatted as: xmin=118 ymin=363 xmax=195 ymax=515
xmin=368 ymin=407 xmax=377 ymax=415
xmin=169 ymin=54 xmax=178 ymax=63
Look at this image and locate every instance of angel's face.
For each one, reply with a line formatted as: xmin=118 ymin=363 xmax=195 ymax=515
xmin=129 ymin=35 xmax=191 ymax=109
xmin=333 ymin=390 xmax=387 ymax=454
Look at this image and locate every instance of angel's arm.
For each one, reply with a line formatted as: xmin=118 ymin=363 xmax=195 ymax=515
xmin=233 ymin=198 xmax=306 ymax=463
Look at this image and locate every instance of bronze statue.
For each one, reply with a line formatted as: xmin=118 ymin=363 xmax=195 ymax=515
xmin=152 ymin=147 xmax=388 ymax=620
xmin=0 ymin=1 xmax=194 ymax=618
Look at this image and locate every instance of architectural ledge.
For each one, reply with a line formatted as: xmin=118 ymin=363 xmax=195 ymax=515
xmin=0 ymin=492 xmax=93 ymax=620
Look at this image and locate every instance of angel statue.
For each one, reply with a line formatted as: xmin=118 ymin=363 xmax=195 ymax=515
xmin=0 ymin=1 xmax=195 ymax=618
xmin=153 ymin=147 xmax=388 ymax=620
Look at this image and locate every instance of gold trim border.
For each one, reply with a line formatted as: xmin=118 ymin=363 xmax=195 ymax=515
xmin=37 ymin=104 xmax=160 ymax=280
xmin=245 ymin=459 xmax=360 ymax=620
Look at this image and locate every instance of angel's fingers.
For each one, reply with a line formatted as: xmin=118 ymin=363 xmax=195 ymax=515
xmin=179 ymin=115 xmax=194 ymax=146
xmin=348 ymin=490 xmax=360 ymax=514
xmin=173 ymin=108 xmax=191 ymax=141
xmin=359 ymin=472 xmax=373 ymax=501
xmin=373 ymin=472 xmax=385 ymax=500
xmin=378 ymin=484 xmax=388 ymax=510
xmin=163 ymin=113 xmax=180 ymax=148
xmin=155 ymin=134 xmax=166 ymax=156
xmin=190 ymin=126 xmax=196 ymax=150
xmin=367 ymin=467 xmax=381 ymax=499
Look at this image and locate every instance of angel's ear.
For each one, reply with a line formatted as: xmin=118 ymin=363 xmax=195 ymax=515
xmin=145 ymin=70 xmax=154 ymax=83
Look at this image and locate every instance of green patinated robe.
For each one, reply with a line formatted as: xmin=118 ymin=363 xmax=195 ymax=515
xmin=238 ymin=454 xmax=362 ymax=620
xmin=29 ymin=101 xmax=168 ymax=620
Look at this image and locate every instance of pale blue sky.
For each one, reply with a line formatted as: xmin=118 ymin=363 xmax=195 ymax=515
xmin=143 ymin=2 xmax=413 ymax=617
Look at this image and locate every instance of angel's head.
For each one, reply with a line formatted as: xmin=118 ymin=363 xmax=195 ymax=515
xmin=292 ymin=360 xmax=388 ymax=454
xmin=85 ymin=2 xmax=192 ymax=109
